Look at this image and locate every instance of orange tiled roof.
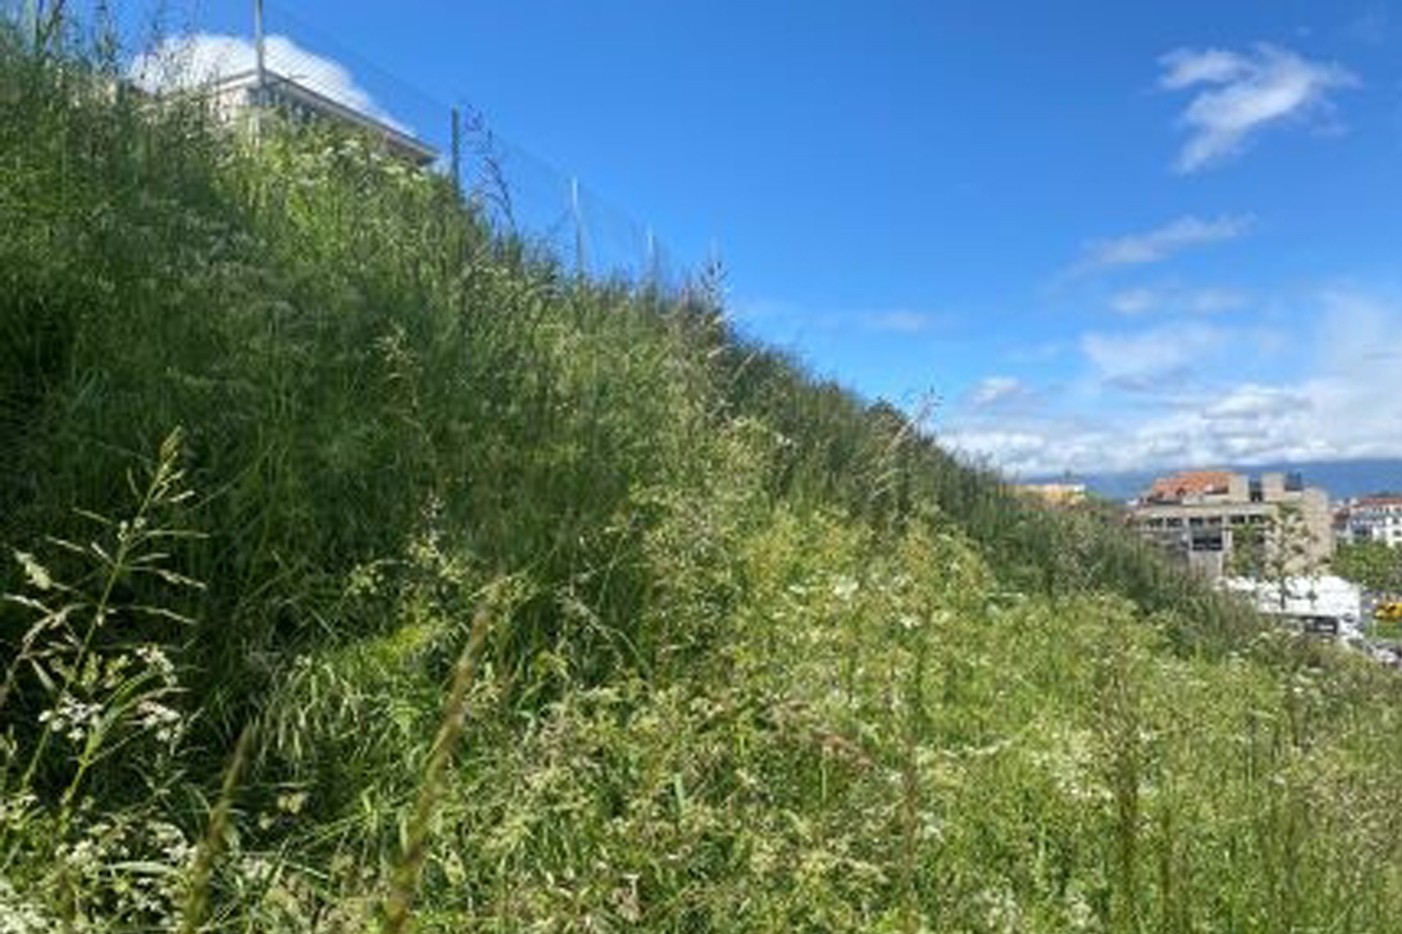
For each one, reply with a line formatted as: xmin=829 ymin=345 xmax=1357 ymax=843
xmin=1147 ymin=470 xmax=1233 ymax=501
xmin=1356 ymin=495 xmax=1402 ymax=507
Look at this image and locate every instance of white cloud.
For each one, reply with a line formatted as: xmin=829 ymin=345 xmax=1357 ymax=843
xmin=941 ymin=289 xmax=1402 ymax=477
xmin=969 ymin=376 xmax=1026 ymax=407
xmin=1108 ymin=288 xmax=1158 ymax=315
xmin=129 ymin=32 xmax=404 ymax=131
xmin=1074 ymin=214 xmax=1252 ymax=273
xmin=1202 ymin=383 xmax=1308 ymax=421
xmin=1158 ymin=44 xmax=1358 ymax=172
xmin=731 ymin=298 xmax=953 ymax=339
xmin=1159 ymin=48 xmax=1250 ymax=90
xmin=940 ymin=429 xmax=1053 ymax=471
xmin=1107 ymin=285 xmax=1249 ymax=316
xmin=1081 ymin=321 xmax=1224 ymax=390
xmin=1185 ymin=287 xmax=1250 ymax=314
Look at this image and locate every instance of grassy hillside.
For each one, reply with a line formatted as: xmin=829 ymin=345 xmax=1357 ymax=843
xmin=5 ymin=27 xmax=1402 ymax=932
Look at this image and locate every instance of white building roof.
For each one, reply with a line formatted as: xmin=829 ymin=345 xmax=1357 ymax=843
xmin=1219 ymin=574 xmax=1362 ymax=622
xmin=204 ymin=69 xmax=437 ymax=166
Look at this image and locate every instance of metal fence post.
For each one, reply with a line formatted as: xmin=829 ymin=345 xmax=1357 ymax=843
xmin=571 ymin=176 xmax=586 ymax=275
xmin=451 ymin=107 xmax=462 ymax=197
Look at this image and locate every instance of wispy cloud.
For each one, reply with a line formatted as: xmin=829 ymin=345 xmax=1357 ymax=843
xmin=968 ymin=376 xmax=1028 ymax=408
xmin=1185 ymin=287 xmax=1252 ymax=314
xmin=1005 ymin=340 xmax=1070 ymax=364
xmin=1071 ymin=214 xmax=1252 ymax=275
xmin=1159 ymin=48 xmax=1250 ymax=89
xmin=863 ymin=310 xmax=941 ymax=334
xmin=129 ymin=33 xmax=406 ymax=131
xmin=1107 ymin=288 xmax=1158 ymax=315
xmin=1342 ymin=4 xmax=1391 ymax=45
xmin=1081 ymin=321 xmax=1225 ymax=391
xmin=731 ymin=298 xmax=950 ymax=337
xmin=730 ymin=297 xmax=798 ymax=323
xmin=1107 ymin=284 xmax=1250 ymax=316
xmin=1158 ymin=44 xmax=1358 ymax=172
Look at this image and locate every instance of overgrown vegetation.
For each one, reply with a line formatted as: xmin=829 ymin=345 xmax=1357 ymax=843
xmin=1334 ymin=540 xmax=1402 ymax=594
xmin=5 ymin=19 xmax=1402 ymax=931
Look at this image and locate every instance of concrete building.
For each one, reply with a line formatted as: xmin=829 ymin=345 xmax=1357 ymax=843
xmin=197 ymin=68 xmax=436 ymax=167
xmin=1015 ymin=482 xmax=1087 ymax=507
xmin=1130 ymin=469 xmax=1333 ymax=579
xmin=1344 ymin=495 xmax=1402 ymax=547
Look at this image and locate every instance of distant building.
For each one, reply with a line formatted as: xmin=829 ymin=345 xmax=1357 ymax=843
xmin=197 ymin=68 xmax=436 ymax=166
xmin=1015 ymin=482 xmax=1087 ymax=507
xmin=1343 ymin=495 xmax=1402 ymax=547
xmin=1218 ymin=574 xmax=1362 ymax=637
xmin=1130 ymin=469 xmax=1333 ymax=579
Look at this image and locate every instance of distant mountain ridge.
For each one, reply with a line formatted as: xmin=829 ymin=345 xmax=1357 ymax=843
xmin=1029 ymin=458 xmax=1402 ymax=503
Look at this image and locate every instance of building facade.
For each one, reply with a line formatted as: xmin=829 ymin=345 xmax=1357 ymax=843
xmin=1015 ymin=482 xmax=1087 ymax=507
xmin=1130 ymin=470 xmax=1333 ymax=579
xmin=1344 ymin=495 xmax=1402 ymax=547
xmin=198 ymin=69 xmax=437 ymax=167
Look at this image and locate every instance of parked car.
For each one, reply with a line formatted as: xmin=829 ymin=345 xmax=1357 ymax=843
xmin=1374 ymin=600 xmax=1402 ymax=622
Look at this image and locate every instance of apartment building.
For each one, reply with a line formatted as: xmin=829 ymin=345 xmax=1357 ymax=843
xmin=1343 ymin=495 xmax=1402 ymax=547
xmin=198 ymin=68 xmax=437 ymax=167
xmin=1130 ymin=469 xmax=1333 ymax=579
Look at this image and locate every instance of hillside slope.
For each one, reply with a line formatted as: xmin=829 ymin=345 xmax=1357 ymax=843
xmin=4 ymin=32 xmax=1402 ymax=932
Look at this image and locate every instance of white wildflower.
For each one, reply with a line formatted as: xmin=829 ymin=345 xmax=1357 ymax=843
xmin=13 ymin=551 xmax=52 ymax=591
xmin=135 ymin=699 xmax=184 ymax=743
xmin=150 ymin=821 xmax=194 ymax=867
xmin=101 ymin=653 xmax=132 ymax=688
xmin=40 ymin=695 xmax=103 ymax=743
xmin=0 ymin=877 xmax=53 ymax=934
xmin=0 ymin=793 xmax=37 ymax=829
xmin=135 ymin=645 xmax=176 ymax=681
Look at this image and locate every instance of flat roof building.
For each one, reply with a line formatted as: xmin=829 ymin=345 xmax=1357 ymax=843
xmin=1344 ymin=495 xmax=1402 ymax=548
xmin=197 ymin=68 xmax=437 ymax=167
xmin=1131 ymin=469 xmax=1332 ymax=579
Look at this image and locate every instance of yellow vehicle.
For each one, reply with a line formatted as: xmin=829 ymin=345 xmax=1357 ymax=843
xmin=1375 ymin=600 xmax=1402 ymax=622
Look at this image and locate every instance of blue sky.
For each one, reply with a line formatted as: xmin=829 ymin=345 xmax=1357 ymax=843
xmin=121 ymin=1 xmax=1402 ymax=476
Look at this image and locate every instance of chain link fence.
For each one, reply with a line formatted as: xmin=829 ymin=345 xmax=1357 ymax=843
xmin=109 ymin=0 xmax=684 ymax=289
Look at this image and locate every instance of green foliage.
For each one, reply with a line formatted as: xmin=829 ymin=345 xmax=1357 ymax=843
xmin=1334 ymin=539 xmax=1402 ymax=593
xmin=1 ymin=429 xmax=201 ymax=930
xmin=5 ymin=22 xmax=1402 ymax=932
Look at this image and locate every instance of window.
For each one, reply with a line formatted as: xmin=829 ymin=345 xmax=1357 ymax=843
xmin=1191 ymin=529 xmax=1224 ymax=552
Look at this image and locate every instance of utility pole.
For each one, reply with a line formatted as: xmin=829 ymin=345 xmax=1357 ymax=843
xmin=645 ymin=227 xmax=658 ymax=290
xmin=253 ymin=0 xmax=267 ymax=93
xmin=570 ymin=176 xmax=586 ymax=276
xmin=252 ymin=0 xmax=266 ymax=143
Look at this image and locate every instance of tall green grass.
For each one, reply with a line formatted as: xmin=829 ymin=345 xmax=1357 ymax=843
xmin=4 ymin=20 xmax=1402 ymax=931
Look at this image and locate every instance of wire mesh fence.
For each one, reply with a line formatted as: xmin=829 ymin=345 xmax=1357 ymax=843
xmin=102 ymin=0 xmax=686 ymax=290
